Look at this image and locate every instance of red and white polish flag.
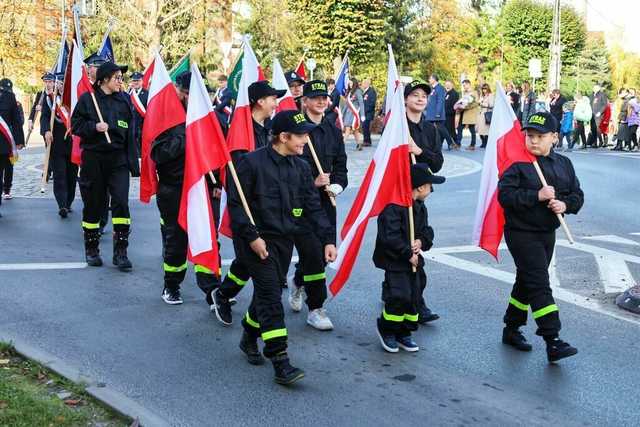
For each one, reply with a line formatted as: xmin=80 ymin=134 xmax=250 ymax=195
xmin=384 ymin=44 xmax=400 ymax=123
xmin=63 ymin=40 xmax=93 ymax=165
xmin=219 ymin=36 xmax=263 ymax=238
xmin=0 ymin=115 xmax=18 ymax=163
xmin=178 ymin=63 xmax=231 ymax=272
xmin=472 ymin=82 xmax=535 ymax=259
xmin=272 ymin=57 xmax=298 ymax=113
xmin=327 ymin=84 xmax=413 ymax=298
xmin=140 ymin=52 xmax=186 ymax=203
xmin=141 ymin=58 xmax=155 ymax=91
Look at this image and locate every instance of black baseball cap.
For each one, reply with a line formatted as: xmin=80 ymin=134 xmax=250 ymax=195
xmin=522 ymin=111 xmax=558 ymax=134
xmin=54 ymin=72 xmax=65 ymax=81
xmin=95 ymin=62 xmax=128 ymax=83
xmin=404 ymin=80 xmax=432 ymax=98
xmin=0 ymin=78 xmax=12 ymax=92
xmin=248 ymin=81 xmax=286 ymax=104
xmin=130 ymin=71 xmax=144 ymax=81
xmin=271 ymin=110 xmax=317 ymax=135
xmin=84 ymin=52 xmax=107 ymax=67
xmin=303 ymin=80 xmax=329 ymax=98
xmin=175 ymin=71 xmax=191 ymax=90
xmin=411 ymin=163 xmax=445 ymax=189
xmin=41 ymin=72 xmax=54 ymax=81
xmin=285 ymin=71 xmax=305 ymax=86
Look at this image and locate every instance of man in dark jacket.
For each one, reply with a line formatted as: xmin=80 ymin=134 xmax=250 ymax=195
xmin=444 ymin=80 xmax=460 ymax=149
xmin=40 ymin=74 xmax=77 ymax=218
xmin=361 ymin=78 xmax=377 ymax=146
xmin=0 ymin=78 xmax=25 ymax=217
xmin=427 ymin=74 xmax=455 ymax=150
xmin=498 ymin=112 xmax=583 ymax=363
xmin=588 ymin=85 xmax=608 ymax=147
xmin=548 ymin=89 xmax=566 ymax=133
xmin=71 ymin=62 xmax=139 ymax=270
xmin=127 ymin=71 xmax=148 ymax=153
xmin=374 ymin=164 xmax=445 ymax=353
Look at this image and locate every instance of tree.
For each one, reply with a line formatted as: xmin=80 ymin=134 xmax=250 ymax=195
xmin=498 ymin=0 xmax=586 ymax=90
xmin=562 ymin=32 xmax=611 ymax=97
xmin=609 ymin=44 xmax=640 ymax=93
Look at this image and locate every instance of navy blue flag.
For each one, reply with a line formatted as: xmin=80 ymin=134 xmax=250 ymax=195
xmin=334 ymin=55 xmax=350 ymax=97
xmin=98 ymin=35 xmax=115 ymax=63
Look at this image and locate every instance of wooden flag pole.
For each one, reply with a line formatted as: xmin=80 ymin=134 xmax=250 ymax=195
xmin=306 ymin=136 xmax=337 ymax=207
xmin=207 ymin=171 xmax=217 ymax=184
xmin=532 ymin=161 xmax=574 ymax=244
xmin=226 ymin=160 xmax=255 ymax=225
xmin=89 ymin=92 xmax=112 ymax=144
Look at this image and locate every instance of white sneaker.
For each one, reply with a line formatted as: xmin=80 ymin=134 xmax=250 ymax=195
xmin=307 ymin=308 xmax=334 ymax=331
xmin=288 ymin=276 xmax=305 ymax=312
xmin=2 ymin=193 xmax=11 ymax=200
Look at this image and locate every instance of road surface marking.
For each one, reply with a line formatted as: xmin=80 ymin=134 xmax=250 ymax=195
xmin=582 ymin=235 xmax=639 ymax=246
xmin=0 ymin=262 xmax=87 ymax=271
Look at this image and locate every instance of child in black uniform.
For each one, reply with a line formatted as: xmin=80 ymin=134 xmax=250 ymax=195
xmin=374 ymin=163 xmax=445 ymax=353
xmin=498 ymin=111 xmax=584 ymax=363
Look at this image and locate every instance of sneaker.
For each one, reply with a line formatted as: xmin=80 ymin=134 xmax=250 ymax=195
xmin=271 ymin=353 xmax=305 ymax=385
xmin=288 ymin=276 xmax=305 ymax=312
xmin=229 ymin=297 xmax=237 ymax=306
xmin=376 ymin=321 xmax=399 ymax=353
xmin=212 ymin=289 xmax=232 ymax=326
xmin=2 ymin=193 xmax=12 ymax=200
xmin=546 ymin=338 xmax=578 ymax=363
xmin=396 ymin=335 xmax=420 ymax=352
xmin=307 ymin=308 xmax=334 ymax=331
xmin=161 ymin=287 xmax=183 ymax=305
xmin=417 ymin=305 xmax=440 ymax=324
xmin=502 ymin=327 xmax=532 ymax=352
xmin=239 ymin=331 xmax=265 ymax=365
xmin=58 ymin=207 xmax=68 ymax=218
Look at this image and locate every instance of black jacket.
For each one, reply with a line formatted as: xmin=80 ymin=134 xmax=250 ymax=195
xmin=151 ymin=123 xmax=185 ymax=186
xmin=373 ymin=200 xmax=434 ymax=272
xmin=498 ymin=150 xmax=583 ymax=232
xmin=363 ymin=87 xmax=377 ymax=119
xmin=40 ymin=94 xmax=71 ymax=157
xmin=407 ymin=116 xmax=443 ymax=172
xmin=444 ymin=89 xmax=459 ymax=118
xmin=0 ymin=90 xmax=25 ymax=155
xmin=549 ymin=95 xmax=566 ymax=127
xmin=130 ymin=88 xmax=148 ymax=149
xmin=228 ymin=145 xmax=336 ymax=246
xmin=71 ymin=88 xmax=139 ymax=176
xmin=298 ymin=114 xmax=348 ymax=228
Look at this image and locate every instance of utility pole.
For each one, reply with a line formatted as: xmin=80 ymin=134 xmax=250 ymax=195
xmin=548 ymin=0 xmax=562 ymax=92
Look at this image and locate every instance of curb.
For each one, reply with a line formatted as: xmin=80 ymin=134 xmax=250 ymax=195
xmin=0 ymin=331 xmax=170 ymax=427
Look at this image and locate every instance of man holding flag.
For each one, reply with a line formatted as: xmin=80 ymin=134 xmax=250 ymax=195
xmin=226 ymin=109 xmax=336 ymax=385
xmin=497 ymin=111 xmax=583 ymax=363
xmin=151 ymin=71 xmax=225 ymax=306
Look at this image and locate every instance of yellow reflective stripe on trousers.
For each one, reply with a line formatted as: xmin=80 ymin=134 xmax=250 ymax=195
xmin=160 ymin=218 xmax=165 ymax=226
xmin=163 ymin=262 xmax=188 ymax=273
xmin=245 ymin=312 xmax=260 ymax=328
xmin=194 ymin=265 xmax=213 ymax=274
xmin=382 ymin=309 xmax=404 ymax=323
xmin=228 ymin=271 xmax=247 ymax=286
xmin=303 ymin=272 xmax=326 ymax=282
xmin=532 ymin=304 xmax=558 ymax=319
xmin=112 ymin=217 xmax=131 ymax=225
xmin=404 ymin=313 xmax=419 ymax=322
xmin=509 ymin=297 xmax=529 ymax=312
xmin=262 ymin=328 xmax=287 ymax=341
xmin=82 ymin=221 xmax=100 ymax=230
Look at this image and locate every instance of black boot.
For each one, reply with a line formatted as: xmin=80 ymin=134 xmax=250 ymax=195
xmin=84 ymin=230 xmax=103 ymax=267
xmin=271 ymin=353 xmax=304 ymax=385
xmin=417 ymin=301 xmax=440 ymax=324
xmin=112 ymin=231 xmax=132 ymax=271
xmin=239 ymin=331 xmax=265 ymax=365
xmin=546 ymin=337 xmax=578 ymax=363
xmin=502 ymin=327 xmax=533 ymax=352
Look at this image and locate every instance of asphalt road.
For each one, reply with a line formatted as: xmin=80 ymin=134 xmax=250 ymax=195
xmin=0 ymin=143 xmax=639 ymax=426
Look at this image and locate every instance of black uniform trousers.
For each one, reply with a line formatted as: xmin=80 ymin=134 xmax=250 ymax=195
xmin=445 ymin=114 xmax=458 ymax=146
xmin=293 ymin=231 xmax=327 ymax=311
xmin=51 ymin=152 xmax=78 ymax=210
xmin=156 ymin=182 xmax=220 ymax=293
xmin=2 ymin=160 xmax=12 ymax=193
xmin=0 ymin=155 xmax=10 ymax=206
xmin=240 ymin=236 xmax=293 ymax=358
xmin=362 ymin=115 xmax=373 ymax=145
xmin=219 ymin=256 xmax=252 ymax=299
xmin=503 ymin=229 xmax=561 ymax=337
xmin=79 ymin=150 xmax=130 ymax=233
xmin=379 ymin=269 xmax=422 ymax=336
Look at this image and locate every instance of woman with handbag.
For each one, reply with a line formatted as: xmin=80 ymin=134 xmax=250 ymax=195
xmin=477 ymin=83 xmax=495 ymax=148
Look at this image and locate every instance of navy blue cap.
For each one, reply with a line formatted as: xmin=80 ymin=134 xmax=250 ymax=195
xmin=130 ymin=72 xmax=144 ymax=80
xmin=84 ymin=52 xmax=107 ymax=66
xmin=271 ymin=110 xmax=317 ymax=135
xmin=285 ymin=71 xmax=305 ymax=86
xmin=411 ymin=163 xmax=445 ymax=189
xmin=41 ymin=72 xmax=55 ymax=81
xmin=54 ymin=72 xmax=65 ymax=80
xmin=248 ymin=80 xmax=286 ymax=104
xmin=303 ymin=80 xmax=329 ymax=98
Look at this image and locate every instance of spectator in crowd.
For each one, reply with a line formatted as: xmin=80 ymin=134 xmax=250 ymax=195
xmin=426 ymin=74 xmax=455 ymax=150
xmin=627 ymin=89 xmax=639 ymax=151
xmin=558 ymin=101 xmax=575 ymax=151
xmin=444 ymin=80 xmax=460 ymax=150
xmin=505 ymin=82 xmax=521 ymax=117
xmin=549 ymin=89 xmax=566 ymax=133
xmin=341 ymin=78 xmax=365 ymax=151
xmin=588 ymin=85 xmax=609 ymax=148
xmin=454 ymin=79 xmax=479 ymax=150
xmin=612 ymin=88 xmax=629 ymax=151
xmin=477 ymin=83 xmax=495 ymax=149
xmin=520 ymin=81 xmax=536 ymax=124
xmin=361 ymin=78 xmax=377 ymax=147
xmin=572 ymin=92 xmax=592 ymax=149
